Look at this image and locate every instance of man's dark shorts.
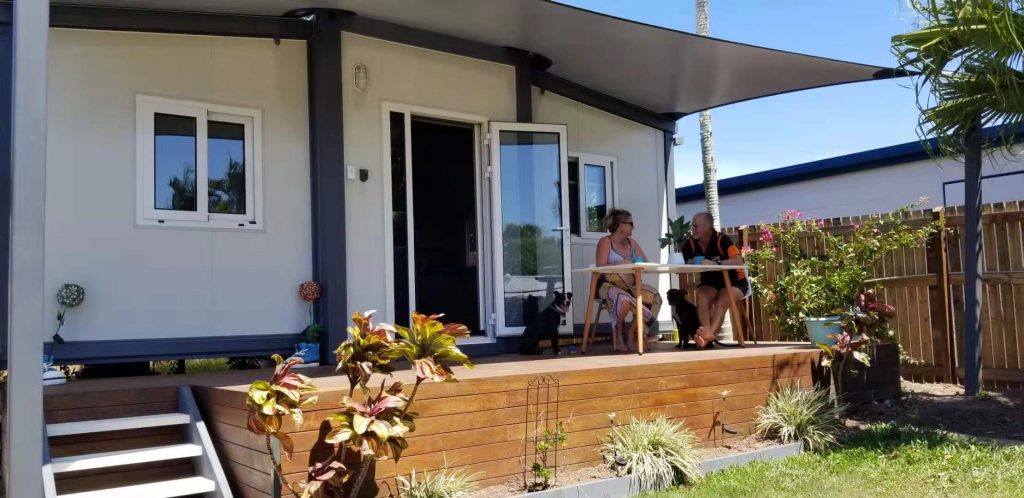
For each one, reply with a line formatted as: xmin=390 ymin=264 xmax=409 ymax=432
xmin=697 ymin=278 xmax=749 ymax=297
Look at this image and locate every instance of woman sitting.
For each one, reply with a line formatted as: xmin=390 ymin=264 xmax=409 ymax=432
xmin=595 ymin=208 xmax=663 ymax=352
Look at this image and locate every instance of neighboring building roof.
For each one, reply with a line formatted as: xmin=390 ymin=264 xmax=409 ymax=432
xmin=675 ymin=126 xmax=1018 ymax=203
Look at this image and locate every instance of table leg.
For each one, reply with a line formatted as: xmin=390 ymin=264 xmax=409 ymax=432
xmin=581 ymin=272 xmax=599 ymax=354
xmin=722 ymin=270 xmax=746 ymax=347
xmin=635 ymin=268 xmax=644 ymax=355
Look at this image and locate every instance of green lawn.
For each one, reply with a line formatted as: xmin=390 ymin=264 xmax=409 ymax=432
xmin=644 ymin=424 xmax=1024 ymax=498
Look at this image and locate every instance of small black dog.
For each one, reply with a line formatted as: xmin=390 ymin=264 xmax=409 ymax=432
xmin=519 ymin=291 xmax=573 ymax=355
xmin=666 ymin=288 xmax=738 ymax=350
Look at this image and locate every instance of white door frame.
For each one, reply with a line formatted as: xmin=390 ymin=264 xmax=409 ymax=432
xmin=489 ymin=122 xmax=573 ymax=337
xmin=380 ymin=102 xmax=492 ymax=343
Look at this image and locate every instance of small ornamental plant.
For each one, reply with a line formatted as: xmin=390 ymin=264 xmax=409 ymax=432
xmin=53 ymin=283 xmax=85 ymax=344
xmin=818 ymin=331 xmax=872 ymax=407
xmin=530 ymin=419 xmax=569 ymax=490
xmin=659 ymin=215 xmax=693 ymax=253
xmin=298 ymin=281 xmax=325 ymax=344
xmin=47 ymin=283 xmax=86 ymax=366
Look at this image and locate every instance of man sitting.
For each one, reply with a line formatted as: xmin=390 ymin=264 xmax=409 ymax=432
xmin=681 ymin=212 xmax=748 ymax=347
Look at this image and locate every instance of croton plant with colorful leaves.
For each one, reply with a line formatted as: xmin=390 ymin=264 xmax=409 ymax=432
xmin=245 ymin=310 xmax=474 ymax=498
xmin=245 ymin=354 xmax=319 ymax=497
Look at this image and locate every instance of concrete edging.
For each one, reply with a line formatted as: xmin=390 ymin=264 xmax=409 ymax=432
xmin=513 ymin=441 xmax=804 ymax=498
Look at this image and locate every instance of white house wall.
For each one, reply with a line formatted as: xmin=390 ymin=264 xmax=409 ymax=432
xmin=677 ymin=151 xmax=1024 ymax=228
xmin=532 ymin=89 xmax=671 ymax=325
xmin=45 ymin=29 xmax=312 ymax=342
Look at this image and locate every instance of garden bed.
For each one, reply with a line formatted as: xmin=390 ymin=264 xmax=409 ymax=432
xmin=847 ymin=380 xmax=1024 ymax=441
xmin=471 ymin=435 xmax=789 ymax=497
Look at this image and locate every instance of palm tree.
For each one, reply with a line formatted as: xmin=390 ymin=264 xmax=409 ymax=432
xmin=696 ymin=0 xmax=720 ymax=229
xmin=892 ymin=0 xmax=1024 ymax=155
xmin=892 ymin=0 xmax=1024 ymax=395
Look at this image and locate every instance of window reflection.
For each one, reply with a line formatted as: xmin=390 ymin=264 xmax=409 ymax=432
xmin=585 ymin=164 xmax=607 ymax=233
xmin=499 ymin=131 xmax=564 ymax=327
xmin=154 ymin=113 xmax=197 ymax=211
xmin=208 ymin=120 xmax=246 ymax=215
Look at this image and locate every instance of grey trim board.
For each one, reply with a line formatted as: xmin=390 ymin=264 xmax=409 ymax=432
xmin=306 ymin=9 xmax=347 ymax=365
xmin=333 ymin=10 xmax=544 ymax=69
xmin=533 ymin=70 xmax=677 ymax=133
xmin=0 ymin=12 xmax=11 ymax=362
xmin=47 ymin=3 xmax=311 ymax=40
xmin=697 ymin=441 xmax=804 ymax=474
xmin=42 ymin=333 xmax=300 ymax=365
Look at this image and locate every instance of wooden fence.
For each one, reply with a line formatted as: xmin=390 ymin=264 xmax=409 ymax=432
xmin=718 ymin=201 xmax=1024 ymax=389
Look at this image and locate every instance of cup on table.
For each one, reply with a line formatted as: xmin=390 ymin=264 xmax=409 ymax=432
xmin=692 ymin=256 xmax=705 ymax=265
xmin=632 ymin=255 xmax=646 ymax=263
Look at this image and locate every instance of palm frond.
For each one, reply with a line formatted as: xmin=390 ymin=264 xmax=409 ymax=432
xmin=893 ymin=0 xmax=1024 ymax=157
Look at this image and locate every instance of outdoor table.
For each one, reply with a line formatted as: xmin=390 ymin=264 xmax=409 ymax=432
xmin=572 ymin=262 xmax=748 ymax=355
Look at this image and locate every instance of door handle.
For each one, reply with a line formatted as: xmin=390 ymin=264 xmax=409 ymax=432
xmin=552 ymin=226 xmax=570 ymax=231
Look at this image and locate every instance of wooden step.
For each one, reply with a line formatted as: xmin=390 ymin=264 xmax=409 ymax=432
xmin=56 ymin=476 xmax=215 ymax=498
xmin=47 ymin=413 xmax=190 ymax=437
xmin=51 ymin=443 xmax=203 ymax=473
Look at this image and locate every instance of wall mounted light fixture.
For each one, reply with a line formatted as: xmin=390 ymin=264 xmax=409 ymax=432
xmin=354 ymin=63 xmax=369 ymax=92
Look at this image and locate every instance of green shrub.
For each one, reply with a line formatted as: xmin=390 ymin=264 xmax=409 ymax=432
xmin=755 ymin=384 xmax=844 ymax=451
xmin=601 ymin=415 xmax=702 ymax=492
xmin=396 ymin=467 xmax=479 ymax=498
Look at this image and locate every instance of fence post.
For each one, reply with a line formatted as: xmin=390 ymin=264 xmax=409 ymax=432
xmin=926 ymin=207 xmax=955 ymax=383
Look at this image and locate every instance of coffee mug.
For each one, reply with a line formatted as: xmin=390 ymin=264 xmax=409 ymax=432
xmin=632 ymin=255 xmax=646 ymax=263
xmin=692 ymin=256 xmax=705 ymax=265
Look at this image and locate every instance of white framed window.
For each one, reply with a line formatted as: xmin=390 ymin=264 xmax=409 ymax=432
xmin=136 ymin=95 xmax=263 ymax=229
xmin=568 ymin=152 xmax=616 ymax=239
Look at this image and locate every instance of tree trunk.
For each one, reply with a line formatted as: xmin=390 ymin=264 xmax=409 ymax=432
xmin=696 ymin=0 xmax=720 ymax=229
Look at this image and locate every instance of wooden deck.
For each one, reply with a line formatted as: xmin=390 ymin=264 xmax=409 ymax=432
xmin=44 ymin=342 xmax=820 ymax=498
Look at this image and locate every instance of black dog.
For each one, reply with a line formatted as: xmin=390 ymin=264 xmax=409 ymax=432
xmin=666 ymin=289 xmax=738 ymax=350
xmin=519 ymin=292 xmax=573 ymax=355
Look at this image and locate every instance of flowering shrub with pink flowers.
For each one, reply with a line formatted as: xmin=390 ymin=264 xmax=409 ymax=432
xmin=744 ymin=203 xmax=937 ymax=340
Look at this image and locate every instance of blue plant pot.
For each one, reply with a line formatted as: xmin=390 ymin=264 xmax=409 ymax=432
xmin=804 ymin=317 xmax=842 ymax=346
xmin=294 ymin=343 xmax=320 ymax=364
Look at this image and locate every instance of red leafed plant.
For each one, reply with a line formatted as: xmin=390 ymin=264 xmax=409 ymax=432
xmin=251 ymin=310 xmax=474 ymax=498
xmin=329 ymin=311 xmax=474 ymax=498
xmin=246 ymin=354 xmax=319 ymax=498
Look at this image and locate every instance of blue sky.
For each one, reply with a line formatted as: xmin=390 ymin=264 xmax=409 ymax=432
xmin=558 ymin=0 xmax=922 ymax=188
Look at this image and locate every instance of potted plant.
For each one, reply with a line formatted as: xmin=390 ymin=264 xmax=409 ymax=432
xmin=826 ymin=289 xmax=902 ymax=403
xmin=43 ymin=283 xmax=86 ymax=386
xmin=294 ymin=280 xmax=325 ymax=366
xmin=659 ymin=215 xmax=692 ymax=264
xmin=745 ymin=204 xmax=936 ymax=344
xmin=817 ymin=330 xmax=872 ymax=409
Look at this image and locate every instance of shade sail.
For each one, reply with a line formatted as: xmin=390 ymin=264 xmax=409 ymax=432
xmin=55 ymin=0 xmax=897 ymax=116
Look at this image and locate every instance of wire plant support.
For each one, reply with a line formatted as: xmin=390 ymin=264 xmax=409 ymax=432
xmin=523 ymin=374 xmax=561 ymax=491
